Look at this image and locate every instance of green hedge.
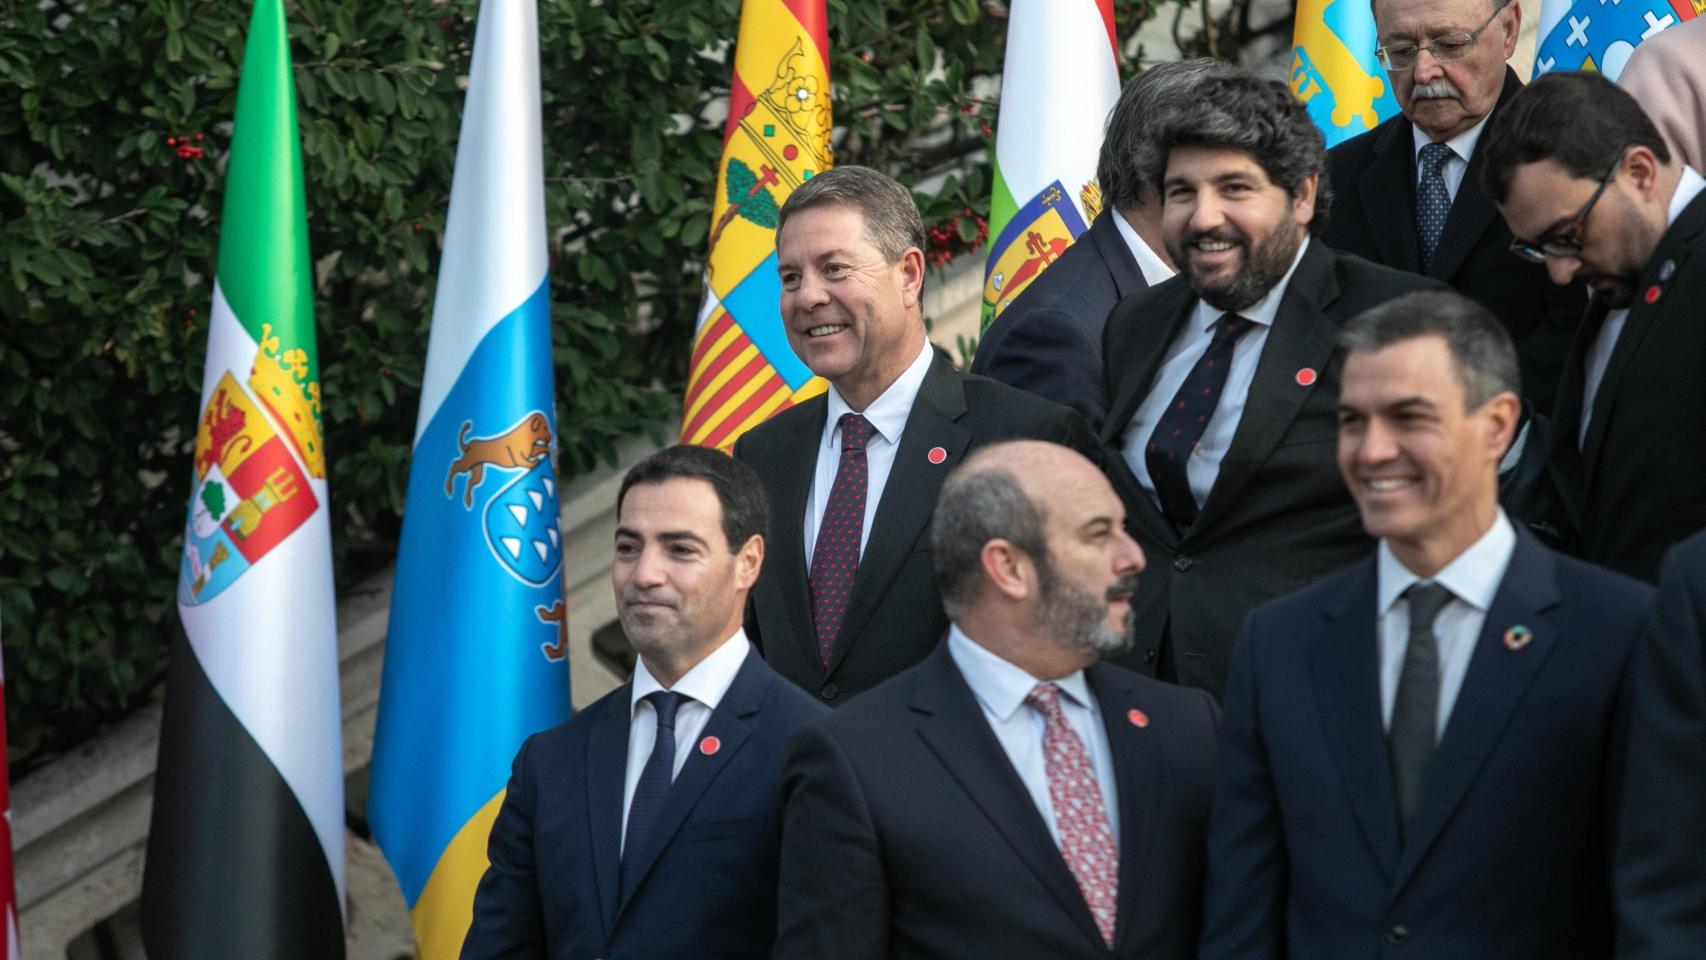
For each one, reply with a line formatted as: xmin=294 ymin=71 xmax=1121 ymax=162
xmin=0 ymin=0 xmax=1171 ymax=769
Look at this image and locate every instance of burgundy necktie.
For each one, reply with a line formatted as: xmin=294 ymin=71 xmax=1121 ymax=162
xmin=1027 ymin=683 xmax=1119 ymax=947
xmin=809 ymin=413 xmax=876 ymax=667
xmin=1145 ymin=314 xmax=1255 ymax=534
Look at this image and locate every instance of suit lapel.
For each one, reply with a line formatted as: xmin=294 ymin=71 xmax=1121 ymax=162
xmin=827 ymin=354 xmax=969 ymax=675
xmin=614 ymin=652 xmax=767 ymax=919
xmin=1193 ymin=241 xmax=1342 ymax=535
xmin=585 ymin=690 xmax=632 ymax=935
xmin=1310 ymin=561 xmax=1402 ymax=877
xmin=1089 ymin=665 xmax=1164 ymax=951
xmin=1101 ymin=282 xmax=1193 ymax=550
xmin=1088 ymin=211 xmax=1148 ymax=301
xmin=1579 ymin=192 xmax=1706 ymax=477
xmin=911 ymin=645 xmax=1109 ymax=952
xmin=1390 ymin=533 xmax=1562 ymax=895
xmin=1428 ymin=70 xmax=1523 ymax=282
xmin=1360 ymin=118 xmax=1422 ymax=271
xmin=772 ymin=400 xmax=829 ymax=672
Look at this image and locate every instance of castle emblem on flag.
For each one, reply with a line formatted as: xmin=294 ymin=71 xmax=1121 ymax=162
xmin=179 ymin=371 xmax=319 ymax=606
xmin=1535 ymin=0 xmax=1698 ymax=80
xmin=443 ymin=411 xmax=562 ymax=586
xmin=982 ymin=180 xmax=1089 ymax=319
xmin=1289 ymin=0 xmax=1398 ymax=146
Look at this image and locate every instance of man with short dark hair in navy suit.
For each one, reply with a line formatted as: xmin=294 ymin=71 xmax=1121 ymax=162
xmin=1202 ymin=290 xmax=1651 ymax=959
xmin=462 ymin=445 xmax=825 ymax=960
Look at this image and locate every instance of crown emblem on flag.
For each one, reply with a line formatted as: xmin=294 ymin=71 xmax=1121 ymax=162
xmin=247 ymin=321 xmax=326 ymax=478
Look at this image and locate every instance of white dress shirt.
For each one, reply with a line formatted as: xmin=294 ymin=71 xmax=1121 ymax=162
xmin=1376 ymin=511 xmax=1517 ymax=739
xmin=804 ymin=337 xmax=934 ymax=569
xmin=1112 ymin=209 xmax=1178 ymax=287
xmin=1580 ymin=164 xmax=1706 ymax=447
xmin=1411 ymin=114 xmax=1491 ymax=205
xmin=621 ymin=630 xmax=752 ymax=848
xmin=946 ymin=626 xmax=1121 ymax=846
xmin=1121 ymin=237 xmax=1311 ymax=509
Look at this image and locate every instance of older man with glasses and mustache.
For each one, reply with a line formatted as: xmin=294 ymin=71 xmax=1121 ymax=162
xmin=1321 ymin=0 xmax=1584 ymax=421
xmin=1098 ymin=71 xmax=1441 ymax=702
xmin=1482 ymin=71 xmax=1706 ymax=584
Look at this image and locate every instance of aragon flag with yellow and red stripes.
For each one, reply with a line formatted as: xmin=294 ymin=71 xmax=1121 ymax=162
xmin=680 ymin=0 xmax=833 ymax=450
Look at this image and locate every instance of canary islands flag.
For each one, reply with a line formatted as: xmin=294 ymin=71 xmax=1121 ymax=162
xmin=982 ymin=0 xmax=1121 ymax=326
xmin=1289 ymin=0 xmax=1400 ymax=147
xmin=141 ymin=0 xmax=346 ymax=955
xmin=367 ymin=1 xmax=570 ymax=956
xmin=680 ymin=0 xmax=833 ymax=451
xmin=1534 ymin=0 xmax=1697 ymax=79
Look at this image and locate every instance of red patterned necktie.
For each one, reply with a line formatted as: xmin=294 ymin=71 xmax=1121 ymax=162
xmin=809 ymin=413 xmax=877 ymax=667
xmin=1027 ymin=682 xmax=1119 ymax=947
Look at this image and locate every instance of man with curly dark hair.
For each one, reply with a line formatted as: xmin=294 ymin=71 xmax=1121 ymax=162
xmin=1098 ymin=70 xmax=1443 ymax=700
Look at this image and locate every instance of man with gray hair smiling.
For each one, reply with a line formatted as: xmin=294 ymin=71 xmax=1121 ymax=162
xmin=774 ymin=440 xmax=1219 ymax=960
xmin=1203 ymin=290 xmax=1650 ymax=959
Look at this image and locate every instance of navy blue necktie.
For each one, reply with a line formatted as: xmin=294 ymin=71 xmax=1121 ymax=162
xmin=1145 ymin=314 xmax=1255 ymax=534
xmin=1390 ymin=583 xmax=1452 ymax=839
xmin=1416 ymin=142 xmax=1454 ymax=273
xmin=622 ymin=690 xmax=686 ymax=900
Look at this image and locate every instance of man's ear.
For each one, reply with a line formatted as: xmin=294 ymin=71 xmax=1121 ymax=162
xmin=734 ymin=534 xmax=764 ymax=592
xmin=1292 ymin=172 xmax=1320 ymax=229
xmin=979 ymin=538 xmax=1035 ymax=602
xmin=898 ymin=246 xmax=926 ymax=309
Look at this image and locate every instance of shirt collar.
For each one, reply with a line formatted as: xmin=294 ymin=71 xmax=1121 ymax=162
xmin=1376 ymin=510 xmax=1517 ymax=615
xmin=1667 ymin=165 xmax=1705 ymax=228
xmin=1410 ymin=111 xmax=1491 ymax=168
xmin=1111 ymin=209 xmax=1177 ymax=287
xmin=1189 ymin=236 xmax=1311 ymax=334
xmin=945 ymin=624 xmax=1095 ymax=723
xmin=824 ymin=337 xmax=934 ymax=447
xmin=631 ymin=629 xmax=752 ymax=717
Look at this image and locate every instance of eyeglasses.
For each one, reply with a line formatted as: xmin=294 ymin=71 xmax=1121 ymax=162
xmin=1375 ymin=6 xmax=1506 ymax=71
xmin=1507 ymin=145 xmax=1628 ymax=264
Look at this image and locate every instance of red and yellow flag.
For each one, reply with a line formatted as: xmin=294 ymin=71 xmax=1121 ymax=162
xmin=681 ymin=0 xmax=832 ymax=450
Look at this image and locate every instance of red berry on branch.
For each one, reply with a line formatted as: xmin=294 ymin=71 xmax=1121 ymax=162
xmin=194 ymin=133 xmax=204 ymax=142
xmin=166 ymin=136 xmax=177 ymax=146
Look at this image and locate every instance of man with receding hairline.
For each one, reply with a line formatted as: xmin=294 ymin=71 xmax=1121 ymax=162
xmin=775 ymin=440 xmax=1218 ymax=960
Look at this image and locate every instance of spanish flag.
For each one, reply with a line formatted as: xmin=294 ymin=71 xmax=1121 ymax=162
xmin=1288 ymin=0 xmax=1400 ymax=147
xmin=141 ymin=0 xmax=346 ymax=954
xmin=680 ymin=0 xmax=833 ymax=451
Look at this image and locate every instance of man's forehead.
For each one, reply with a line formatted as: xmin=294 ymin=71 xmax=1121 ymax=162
xmin=1377 ymin=0 xmax=1494 ymax=34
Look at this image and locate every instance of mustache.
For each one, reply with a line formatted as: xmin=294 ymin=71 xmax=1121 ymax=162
xmin=1186 ymin=226 xmax=1248 ymax=247
xmin=1105 ymin=572 xmax=1141 ymax=603
xmin=1411 ymin=78 xmax=1462 ymax=101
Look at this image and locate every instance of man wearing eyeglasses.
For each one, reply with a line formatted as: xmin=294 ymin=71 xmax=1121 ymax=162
xmin=1483 ymin=71 xmax=1706 ymax=585
xmin=1322 ymin=0 xmax=1582 ymax=419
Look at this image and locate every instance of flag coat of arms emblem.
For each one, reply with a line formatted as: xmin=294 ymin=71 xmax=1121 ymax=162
xmin=1289 ymin=0 xmax=1400 ymax=148
xmin=982 ymin=0 xmax=1122 ymax=325
xmin=680 ymin=0 xmax=833 ymax=451
xmin=367 ymin=1 xmax=571 ymax=957
xmin=141 ymin=0 xmax=346 ymax=956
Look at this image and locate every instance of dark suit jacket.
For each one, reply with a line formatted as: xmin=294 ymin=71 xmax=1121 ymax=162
xmin=733 ymin=350 xmax=1098 ymax=705
xmin=462 ymin=649 xmax=826 ymax=960
xmin=1202 ymin=530 xmax=1651 ymax=959
xmin=1323 ymin=68 xmax=1584 ymax=416
xmin=1551 ymin=188 xmax=1706 ymax=583
xmin=1616 ymin=530 xmax=1706 ymax=958
xmin=774 ymin=641 xmax=1220 ymax=960
xmin=1099 ymin=240 xmax=1442 ymax=699
xmin=971 ymin=211 xmax=1150 ymax=432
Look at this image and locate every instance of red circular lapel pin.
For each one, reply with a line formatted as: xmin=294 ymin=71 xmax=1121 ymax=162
xmin=1127 ymin=708 xmax=1149 ymax=728
xmin=927 ymin=446 xmax=948 ymax=465
xmin=699 ymin=735 xmax=721 ymax=756
xmin=1295 ymin=367 xmax=1318 ymax=387
xmin=1645 ymin=285 xmax=1662 ymax=305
